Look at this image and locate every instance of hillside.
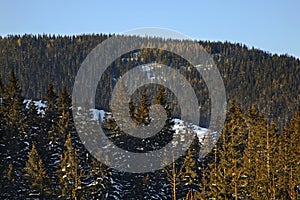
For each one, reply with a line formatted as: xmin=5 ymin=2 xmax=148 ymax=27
xmin=0 ymin=34 xmax=299 ymax=199
xmin=0 ymin=34 xmax=299 ymax=128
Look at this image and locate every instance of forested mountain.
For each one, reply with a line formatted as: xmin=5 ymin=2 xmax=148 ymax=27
xmin=0 ymin=34 xmax=299 ymax=199
xmin=0 ymin=34 xmax=299 ymax=127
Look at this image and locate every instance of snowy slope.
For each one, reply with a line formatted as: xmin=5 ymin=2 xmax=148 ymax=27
xmin=23 ymin=99 xmax=47 ymax=115
xmin=24 ymin=99 xmax=208 ymax=145
xmin=173 ymin=118 xmax=207 ymax=142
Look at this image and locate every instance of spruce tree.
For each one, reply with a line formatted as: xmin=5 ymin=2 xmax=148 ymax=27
xmin=57 ymin=85 xmax=71 ymax=114
xmin=23 ymin=144 xmax=51 ymax=198
xmin=0 ymin=75 xmax=6 ymax=190
xmin=138 ymin=88 xmax=150 ymax=125
xmin=1 ymin=71 xmax=28 ymax=196
xmin=277 ymin=109 xmax=300 ymax=199
xmin=57 ymin=133 xmax=82 ymax=199
xmin=3 ymin=70 xmax=25 ymax=130
xmin=208 ymin=102 xmax=245 ymax=199
xmin=44 ymin=83 xmax=58 ymax=128
xmin=165 ymin=149 xmax=198 ymax=200
xmin=26 ymin=100 xmax=40 ymax=142
xmin=85 ymin=158 xmax=111 ymax=199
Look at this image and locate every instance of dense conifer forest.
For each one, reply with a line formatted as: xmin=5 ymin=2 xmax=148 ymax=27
xmin=0 ymin=34 xmax=299 ymax=199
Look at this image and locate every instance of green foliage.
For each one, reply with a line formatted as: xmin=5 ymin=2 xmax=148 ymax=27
xmin=165 ymin=149 xmax=198 ymax=200
xmin=0 ymin=34 xmax=298 ymax=128
xmin=0 ymin=35 xmax=299 ymax=199
xmin=23 ymin=144 xmax=52 ymax=197
xmin=57 ymin=133 xmax=82 ymax=199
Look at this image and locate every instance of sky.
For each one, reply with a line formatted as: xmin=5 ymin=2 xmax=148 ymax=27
xmin=0 ymin=0 xmax=299 ymax=58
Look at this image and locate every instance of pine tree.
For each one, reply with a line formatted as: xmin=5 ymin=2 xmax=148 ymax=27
xmin=181 ymin=149 xmax=198 ymax=198
xmin=277 ymin=109 xmax=300 ymax=199
xmin=44 ymin=83 xmax=58 ymax=128
xmin=44 ymin=85 xmax=74 ymax=193
xmin=208 ymin=102 xmax=245 ymax=199
xmin=198 ymin=163 xmax=209 ymax=199
xmin=152 ymin=84 xmax=170 ymax=117
xmin=85 ymin=158 xmax=111 ymax=199
xmin=241 ymin=104 xmax=279 ymax=199
xmin=276 ymin=127 xmax=290 ymax=199
xmin=26 ymin=100 xmax=40 ymax=142
xmin=23 ymin=144 xmax=51 ymax=198
xmin=1 ymin=71 xmax=28 ymax=196
xmin=54 ymin=86 xmax=73 ymax=147
xmin=265 ymin=119 xmax=278 ymax=199
xmin=0 ymin=75 xmax=4 ymax=100
xmin=0 ymin=75 xmax=6 ymax=189
xmin=165 ymin=156 xmax=184 ymax=200
xmin=104 ymin=76 xmax=129 ymax=142
xmin=0 ymin=162 xmax=15 ymax=198
xmin=41 ymin=83 xmax=59 ymax=160
xmin=207 ymin=145 xmax=222 ymax=199
xmin=286 ymin=109 xmax=300 ymax=199
xmin=57 ymin=133 xmax=82 ymax=199
xmin=241 ymin=105 xmax=258 ymax=198
xmin=138 ymin=88 xmax=150 ymax=125
xmin=57 ymin=85 xmax=71 ymax=114
xmin=3 ymin=70 xmax=25 ymax=130
xmin=151 ymin=84 xmax=174 ymax=150
xmin=165 ymin=149 xmax=198 ymax=200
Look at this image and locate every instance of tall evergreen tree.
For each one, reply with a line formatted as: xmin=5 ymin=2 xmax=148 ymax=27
xmin=138 ymin=88 xmax=150 ymax=125
xmin=44 ymin=83 xmax=58 ymax=128
xmin=3 ymin=70 xmax=25 ymax=130
xmin=207 ymin=102 xmax=246 ymax=199
xmin=25 ymin=100 xmax=40 ymax=142
xmin=57 ymin=133 xmax=82 ymax=199
xmin=277 ymin=109 xmax=300 ymax=199
xmin=23 ymin=144 xmax=52 ymax=198
xmin=84 ymin=158 xmax=111 ymax=199
xmin=165 ymin=149 xmax=198 ymax=200
xmin=1 ymin=71 xmax=28 ymax=197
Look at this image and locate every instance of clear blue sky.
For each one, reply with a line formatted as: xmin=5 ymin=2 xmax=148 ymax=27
xmin=1 ymin=0 xmax=299 ymax=58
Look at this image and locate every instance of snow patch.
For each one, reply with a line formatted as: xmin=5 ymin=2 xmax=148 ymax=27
xmin=23 ymin=99 xmax=47 ymax=115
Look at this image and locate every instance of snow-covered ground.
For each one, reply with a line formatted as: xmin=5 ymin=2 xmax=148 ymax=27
xmin=23 ymin=99 xmax=47 ymax=115
xmin=173 ymin=118 xmax=207 ymax=142
xmin=24 ymin=99 xmax=208 ymax=145
xmin=84 ymin=106 xmax=208 ymax=142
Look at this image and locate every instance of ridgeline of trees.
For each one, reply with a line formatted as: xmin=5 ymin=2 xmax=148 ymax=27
xmin=0 ymin=34 xmax=299 ymax=128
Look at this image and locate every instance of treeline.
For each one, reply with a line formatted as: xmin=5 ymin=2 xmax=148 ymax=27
xmin=198 ymin=101 xmax=300 ymax=199
xmin=0 ymin=34 xmax=299 ymax=129
xmin=0 ymin=71 xmax=299 ymax=199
